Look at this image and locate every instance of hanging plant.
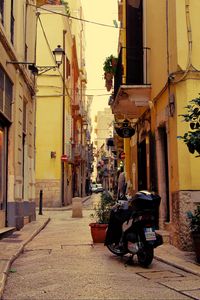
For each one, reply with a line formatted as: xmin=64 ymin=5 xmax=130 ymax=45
xmin=103 ymin=55 xmax=118 ymax=75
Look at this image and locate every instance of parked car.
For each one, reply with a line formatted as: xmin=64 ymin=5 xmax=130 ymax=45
xmin=91 ymin=183 xmax=104 ymax=193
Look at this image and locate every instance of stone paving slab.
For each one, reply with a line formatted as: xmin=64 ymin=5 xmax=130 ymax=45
xmin=154 ymin=244 xmax=200 ymax=277
xmin=0 ymin=216 xmax=50 ymax=299
xmin=159 ymin=278 xmax=200 ymax=291
xmin=0 ymin=196 xmax=200 ymax=299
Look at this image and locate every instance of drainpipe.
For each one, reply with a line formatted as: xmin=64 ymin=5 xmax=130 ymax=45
xmin=61 ymin=30 xmax=67 ymax=206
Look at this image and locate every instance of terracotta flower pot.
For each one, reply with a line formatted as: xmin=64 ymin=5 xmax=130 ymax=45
xmin=104 ymin=72 xmax=113 ymax=81
xmin=105 ymin=79 xmax=113 ymax=91
xmin=89 ymin=223 xmax=108 ymax=243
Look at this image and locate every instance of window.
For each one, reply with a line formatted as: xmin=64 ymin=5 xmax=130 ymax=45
xmin=0 ymin=67 xmax=13 ymax=121
xmin=23 ymin=100 xmax=27 ymax=133
xmin=0 ymin=125 xmax=7 ymax=212
xmin=0 ymin=0 xmax=4 ymax=24
xmin=10 ymin=0 xmax=15 ymax=44
xmin=25 ymin=44 xmax=28 ymax=62
xmin=0 ymin=127 xmax=3 ymax=207
xmin=0 ymin=68 xmax=4 ymax=111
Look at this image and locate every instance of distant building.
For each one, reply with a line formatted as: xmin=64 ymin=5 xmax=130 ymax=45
xmin=93 ymin=107 xmax=114 ymax=188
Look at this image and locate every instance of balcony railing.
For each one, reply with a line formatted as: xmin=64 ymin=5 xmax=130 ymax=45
xmin=114 ymin=47 xmax=150 ymax=99
xmin=72 ymin=143 xmax=88 ymax=162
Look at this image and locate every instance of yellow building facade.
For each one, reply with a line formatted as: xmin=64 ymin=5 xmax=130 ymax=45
xmin=110 ymin=0 xmax=200 ymax=250
xmin=0 ymin=0 xmax=37 ymax=230
xmin=35 ymin=0 xmax=88 ymax=206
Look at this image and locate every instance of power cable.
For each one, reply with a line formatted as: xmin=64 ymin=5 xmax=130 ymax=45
xmin=28 ymin=3 xmax=122 ymax=29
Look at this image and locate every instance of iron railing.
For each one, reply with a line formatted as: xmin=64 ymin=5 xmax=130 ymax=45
xmin=114 ymin=47 xmax=150 ymax=99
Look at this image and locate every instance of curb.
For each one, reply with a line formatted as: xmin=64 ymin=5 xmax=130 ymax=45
xmin=0 ymin=217 xmax=50 ymax=299
xmin=154 ymin=255 xmax=200 ymax=277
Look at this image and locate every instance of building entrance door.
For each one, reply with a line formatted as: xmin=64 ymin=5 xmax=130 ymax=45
xmin=158 ymin=126 xmax=170 ymax=223
xmin=138 ymin=139 xmax=147 ymax=190
xmin=0 ymin=125 xmax=7 ymax=227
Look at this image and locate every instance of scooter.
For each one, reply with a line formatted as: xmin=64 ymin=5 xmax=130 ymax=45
xmin=105 ymin=191 xmax=163 ymax=268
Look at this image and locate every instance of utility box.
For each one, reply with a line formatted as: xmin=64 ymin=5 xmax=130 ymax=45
xmin=72 ymin=197 xmax=83 ymax=218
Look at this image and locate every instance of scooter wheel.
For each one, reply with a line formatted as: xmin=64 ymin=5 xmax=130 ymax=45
xmin=137 ymin=244 xmax=154 ymax=267
xmin=106 ymin=243 xmax=128 ymax=256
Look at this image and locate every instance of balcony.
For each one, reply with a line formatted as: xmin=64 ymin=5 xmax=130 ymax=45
xmin=110 ymin=47 xmax=151 ymax=119
xmin=72 ymin=143 xmax=87 ymax=161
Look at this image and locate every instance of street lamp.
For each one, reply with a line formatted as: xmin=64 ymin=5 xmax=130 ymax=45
xmin=52 ymin=45 xmax=65 ymax=67
xmin=82 ymin=122 xmax=88 ymax=131
xmin=7 ymin=45 xmax=65 ymax=75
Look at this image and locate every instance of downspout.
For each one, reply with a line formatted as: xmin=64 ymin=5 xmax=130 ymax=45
xmin=166 ymin=0 xmax=171 ymax=111
xmin=61 ymin=30 xmax=67 ymax=206
xmin=34 ymin=11 xmax=40 ymax=171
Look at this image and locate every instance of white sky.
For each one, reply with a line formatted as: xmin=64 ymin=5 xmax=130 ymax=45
xmin=81 ymin=0 xmax=119 ymax=139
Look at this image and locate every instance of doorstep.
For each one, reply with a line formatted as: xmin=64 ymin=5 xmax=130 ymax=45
xmin=0 ymin=227 xmax=16 ymax=239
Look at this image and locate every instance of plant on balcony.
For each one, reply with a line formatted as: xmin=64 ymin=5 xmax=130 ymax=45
xmin=103 ymin=55 xmax=118 ymax=91
xmin=103 ymin=55 xmax=117 ymax=76
xmin=61 ymin=0 xmax=70 ymax=15
xmin=178 ymin=96 xmax=200 ymax=157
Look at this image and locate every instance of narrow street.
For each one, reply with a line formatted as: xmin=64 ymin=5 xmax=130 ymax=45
xmin=3 ymin=194 xmax=200 ymax=300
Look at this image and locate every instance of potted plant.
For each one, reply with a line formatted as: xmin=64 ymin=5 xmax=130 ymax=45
xmin=187 ymin=206 xmax=200 ymax=263
xmin=178 ymin=96 xmax=200 ymax=156
xmin=89 ymin=191 xmax=115 ymax=243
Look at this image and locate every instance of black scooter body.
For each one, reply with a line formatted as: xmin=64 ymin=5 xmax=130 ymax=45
xmin=105 ymin=191 xmax=163 ymax=267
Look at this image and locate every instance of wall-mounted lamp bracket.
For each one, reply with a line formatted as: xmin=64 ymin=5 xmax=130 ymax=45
xmin=6 ymin=45 xmax=65 ymax=76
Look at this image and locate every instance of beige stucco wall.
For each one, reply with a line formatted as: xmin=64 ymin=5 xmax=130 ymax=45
xmin=1 ymin=0 xmax=36 ymax=205
xmin=0 ymin=0 xmax=37 ymax=229
xmin=147 ymin=0 xmax=200 ymax=193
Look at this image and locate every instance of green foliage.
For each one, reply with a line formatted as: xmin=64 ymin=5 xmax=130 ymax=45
xmin=61 ymin=0 xmax=70 ymax=16
xmin=90 ymin=191 xmax=115 ymax=224
xmin=187 ymin=206 xmax=200 ymax=233
xmin=178 ymin=96 xmax=200 ymax=156
xmin=103 ymin=55 xmax=117 ymax=74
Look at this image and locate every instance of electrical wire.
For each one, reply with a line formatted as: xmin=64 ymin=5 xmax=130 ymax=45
xmin=37 ymin=14 xmax=114 ymax=101
xmin=37 ymin=93 xmax=112 ymax=98
xmin=28 ymin=3 xmax=121 ymax=29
